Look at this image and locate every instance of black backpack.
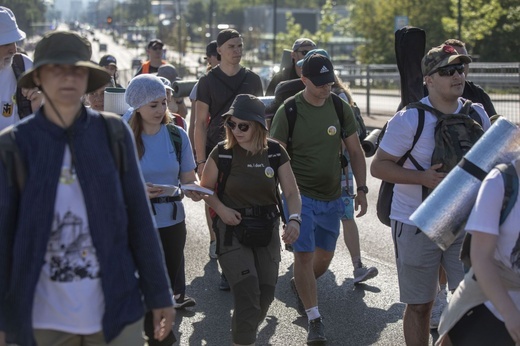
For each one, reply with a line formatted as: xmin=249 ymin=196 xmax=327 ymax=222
xmin=11 ymin=53 xmax=33 ymax=119
xmin=283 ymin=93 xmax=367 ymax=146
xmin=0 ymin=112 xmax=183 ymax=192
xmin=460 ymin=162 xmax=519 ymax=268
xmin=375 ymin=101 xmax=484 ymax=226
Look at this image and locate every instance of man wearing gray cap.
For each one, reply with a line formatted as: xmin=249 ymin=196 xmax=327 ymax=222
xmin=371 ymin=44 xmax=491 ymax=345
xmin=0 ymin=6 xmax=43 ymax=130
xmin=265 ymin=38 xmax=316 ymax=96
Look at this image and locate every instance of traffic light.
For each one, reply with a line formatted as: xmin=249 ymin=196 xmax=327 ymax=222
xmin=107 ymin=16 xmax=113 ymax=25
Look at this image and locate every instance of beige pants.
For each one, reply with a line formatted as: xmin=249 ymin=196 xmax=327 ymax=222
xmin=33 ymin=318 xmax=144 ymax=346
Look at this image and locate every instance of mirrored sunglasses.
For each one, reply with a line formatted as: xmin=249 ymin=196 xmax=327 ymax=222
xmin=226 ymin=120 xmax=250 ymax=132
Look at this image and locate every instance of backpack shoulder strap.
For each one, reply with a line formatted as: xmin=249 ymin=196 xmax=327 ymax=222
xmin=497 ymin=163 xmax=519 ymax=225
xmin=12 ymin=54 xmax=32 ymax=119
xmin=0 ymin=128 xmax=25 ymax=191
xmin=11 ymin=53 xmax=25 ymax=79
xmin=267 ymin=140 xmax=282 ymax=179
xmin=100 ymin=112 xmax=128 ymax=177
xmin=166 ymin=123 xmax=182 ymax=171
xmin=267 ymin=139 xmax=286 ymax=224
xmin=283 ymin=95 xmax=297 ymax=145
xmin=330 ymin=93 xmax=346 ymax=139
xmin=216 ymin=143 xmax=233 ymax=199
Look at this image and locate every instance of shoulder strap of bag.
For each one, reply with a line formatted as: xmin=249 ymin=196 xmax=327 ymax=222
xmin=0 ymin=128 xmax=25 ymax=192
xmin=12 ymin=54 xmax=32 ymax=119
xmin=166 ymin=123 xmax=183 ymax=179
xmin=216 ymin=143 xmax=233 ymax=200
xmin=497 ymin=163 xmax=519 ymax=225
xmin=208 ymin=68 xmax=250 ymax=124
xmin=283 ymin=95 xmax=298 ymax=145
xmin=330 ymin=93 xmax=346 ymax=139
xmin=267 ymin=140 xmax=286 ymax=225
xmin=100 ymin=112 xmax=128 ymax=177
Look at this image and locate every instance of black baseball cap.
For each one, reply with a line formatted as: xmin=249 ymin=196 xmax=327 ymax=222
xmin=99 ymin=54 xmax=117 ymax=67
xmin=302 ymin=53 xmax=335 ymax=86
xmin=147 ymin=39 xmax=164 ymax=49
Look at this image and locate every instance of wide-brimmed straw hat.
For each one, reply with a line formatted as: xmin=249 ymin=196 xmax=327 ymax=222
xmin=17 ymin=31 xmax=110 ymax=93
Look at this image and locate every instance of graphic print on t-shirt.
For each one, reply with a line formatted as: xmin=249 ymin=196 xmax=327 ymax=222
xmin=45 ymin=210 xmax=100 ymax=282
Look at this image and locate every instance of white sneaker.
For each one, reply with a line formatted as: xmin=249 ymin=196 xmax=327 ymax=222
xmin=209 ymin=241 xmax=217 ymax=259
xmin=430 ymin=288 xmax=448 ymax=329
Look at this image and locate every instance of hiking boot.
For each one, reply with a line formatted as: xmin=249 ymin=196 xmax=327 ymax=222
xmin=307 ymin=317 xmax=327 ymax=345
xmin=290 ymin=277 xmax=306 ymax=316
xmin=430 ymin=288 xmax=448 ymax=329
xmin=173 ymin=295 xmax=196 ymax=309
xmin=209 ymin=240 xmax=217 ymax=259
xmin=353 ymin=265 xmax=379 ymax=284
xmin=219 ymin=273 xmax=230 ymax=291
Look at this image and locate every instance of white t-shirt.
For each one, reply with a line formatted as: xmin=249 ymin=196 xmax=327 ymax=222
xmin=32 ymin=146 xmax=104 ymax=334
xmin=379 ymin=96 xmax=491 ymax=225
xmin=0 ymin=54 xmax=33 ymax=131
xmin=465 ymin=161 xmax=520 ymax=321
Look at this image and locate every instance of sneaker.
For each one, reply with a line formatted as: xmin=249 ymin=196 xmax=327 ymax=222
xmin=219 ymin=273 xmax=230 ymax=291
xmin=353 ymin=265 xmax=379 ymax=284
xmin=290 ymin=277 xmax=306 ymax=316
xmin=173 ymin=295 xmax=196 ymax=309
xmin=307 ymin=317 xmax=327 ymax=345
xmin=430 ymin=288 xmax=448 ymax=329
xmin=209 ymin=241 xmax=217 ymax=259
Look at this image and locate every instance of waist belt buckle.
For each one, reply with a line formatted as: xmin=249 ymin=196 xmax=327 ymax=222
xmin=158 ymin=196 xmax=169 ymax=203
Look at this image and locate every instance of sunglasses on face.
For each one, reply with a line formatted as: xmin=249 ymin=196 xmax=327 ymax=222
xmin=226 ymin=120 xmax=250 ymax=132
xmin=151 ymin=46 xmax=163 ymax=51
xmin=297 ymin=50 xmax=310 ymax=56
xmin=434 ymin=64 xmax=465 ymax=77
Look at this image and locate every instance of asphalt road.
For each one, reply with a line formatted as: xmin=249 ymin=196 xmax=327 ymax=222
xmin=176 ymin=146 xmax=440 ymax=345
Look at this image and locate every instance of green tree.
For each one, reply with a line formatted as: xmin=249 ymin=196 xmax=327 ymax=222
xmin=473 ymin=0 xmax=520 ymax=61
xmin=6 ymin=0 xmax=46 ymax=37
xmin=442 ymin=0 xmax=503 ymax=50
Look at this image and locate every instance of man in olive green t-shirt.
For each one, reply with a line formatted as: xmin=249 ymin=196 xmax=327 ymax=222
xmin=270 ymin=52 xmax=367 ymax=344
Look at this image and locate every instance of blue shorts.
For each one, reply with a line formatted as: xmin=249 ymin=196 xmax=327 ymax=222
xmin=341 ymin=189 xmax=354 ymax=220
xmin=286 ymin=194 xmax=343 ymax=252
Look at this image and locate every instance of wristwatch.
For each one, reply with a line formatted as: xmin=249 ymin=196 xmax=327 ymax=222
xmin=357 ymin=185 xmax=369 ymax=194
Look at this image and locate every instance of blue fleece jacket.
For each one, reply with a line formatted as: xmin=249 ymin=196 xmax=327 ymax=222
xmin=0 ymin=107 xmax=173 ymax=345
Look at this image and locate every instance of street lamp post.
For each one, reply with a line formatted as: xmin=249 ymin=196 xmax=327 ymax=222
xmin=272 ymin=0 xmax=277 ymax=65
xmin=457 ymin=0 xmax=462 ymax=40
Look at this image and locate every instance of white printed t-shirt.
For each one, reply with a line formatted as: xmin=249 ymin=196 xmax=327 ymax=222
xmin=465 ymin=161 xmax=520 ymax=321
xmin=32 ymin=146 xmax=104 ymax=334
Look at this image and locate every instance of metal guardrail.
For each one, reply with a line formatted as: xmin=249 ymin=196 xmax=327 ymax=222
xmin=118 ymin=62 xmax=520 ymax=122
xmin=336 ymin=63 xmax=520 ymax=122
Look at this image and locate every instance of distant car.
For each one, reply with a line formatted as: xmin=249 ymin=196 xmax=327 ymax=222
xmin=99 ymin=43 xmax=107 ymax=52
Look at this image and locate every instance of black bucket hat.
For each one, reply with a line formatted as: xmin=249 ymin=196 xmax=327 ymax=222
xmin=17 ymin=31 xmax=111 ymax=93
xmin=222 ymin=94 xmax=267 ymax=130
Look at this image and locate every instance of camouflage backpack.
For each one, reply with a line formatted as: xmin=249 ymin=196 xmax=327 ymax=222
xmin=407 ymin=99 xmax=484 ymax=174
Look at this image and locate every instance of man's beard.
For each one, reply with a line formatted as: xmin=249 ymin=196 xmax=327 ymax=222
xmin=0 ymin=55 xmax=14 ymax=71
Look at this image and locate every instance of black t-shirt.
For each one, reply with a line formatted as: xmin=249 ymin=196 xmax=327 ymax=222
xmin=197 ymin=66 xmax=264 ymax=148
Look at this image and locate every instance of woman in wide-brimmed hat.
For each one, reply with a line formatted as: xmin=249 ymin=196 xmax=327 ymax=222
xmin=198 ymin=94 xmax=301 ymax=345
xmin=0 ymin=31 xmax=174 ymax=346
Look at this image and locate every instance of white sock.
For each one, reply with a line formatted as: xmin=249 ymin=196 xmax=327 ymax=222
xmin=306 ymin=306 xmax=321 ymax=321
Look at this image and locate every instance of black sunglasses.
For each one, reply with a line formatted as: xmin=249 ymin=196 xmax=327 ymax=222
xmin=434 ymin=64 xmax=465 ymax=77
xmin=297 ymin=49 xmax=310 ymax=56
xmin=226 ymin=120 xmax=250 ymax=132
